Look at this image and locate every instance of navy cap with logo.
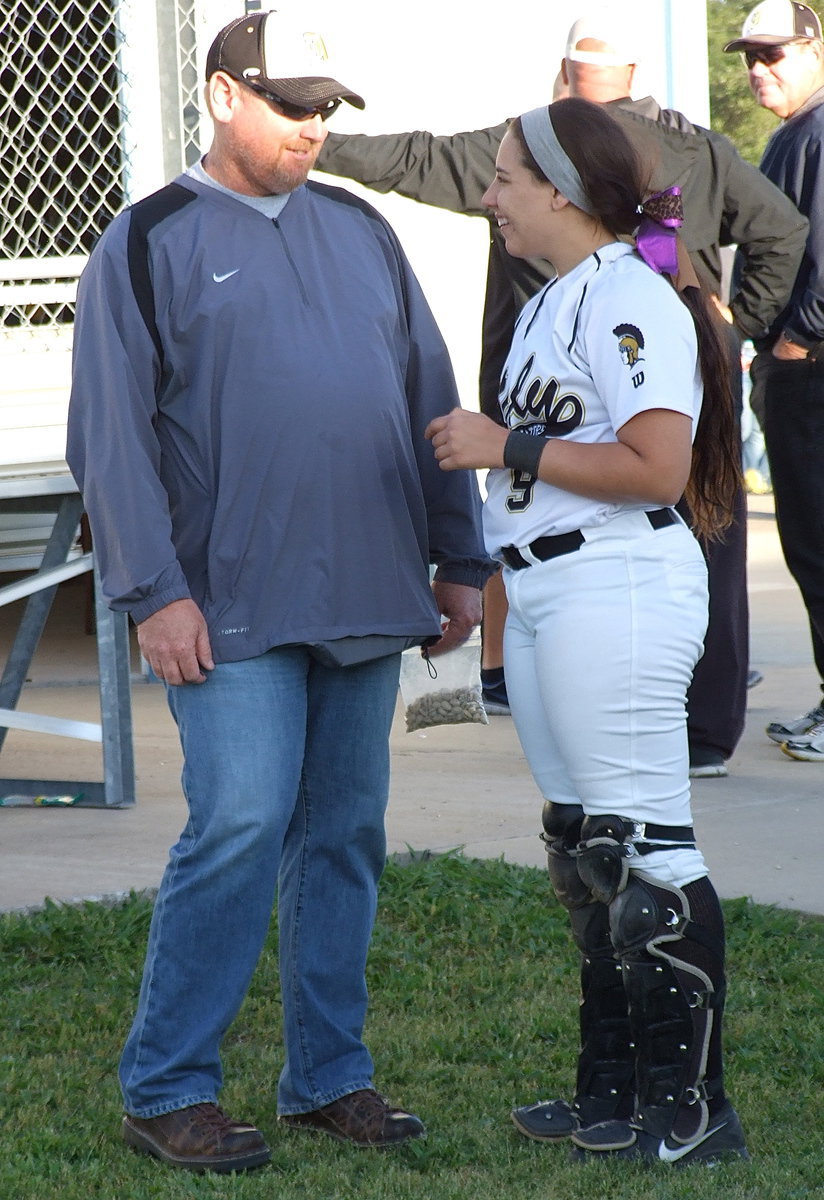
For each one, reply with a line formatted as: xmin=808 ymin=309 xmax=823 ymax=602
xmin=724 ymin=0 xmax=823 ymax=52
xmin=205 ymin=9 xmax=365 ymax=110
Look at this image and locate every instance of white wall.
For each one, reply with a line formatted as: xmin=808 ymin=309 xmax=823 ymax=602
xmin=195 ymin=1 xmax=710 ymax=408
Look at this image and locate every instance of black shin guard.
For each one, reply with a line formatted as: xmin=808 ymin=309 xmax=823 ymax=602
xmin=542 ymin=803 xmax=635 ymax=1125
xmin=681 ymin=876 xmax=727 ymax=1098
xmin=609 ymin=872 xmax=727 ymax=1143
xmin=569 ymin=904 xmax=636 ymax=1124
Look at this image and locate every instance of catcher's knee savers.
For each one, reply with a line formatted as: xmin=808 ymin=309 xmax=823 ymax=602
xmin=541 ymin=804 xmax=616 ymax=960
xmin=577 ymin=812 xmax=698 ymax=904
xmin=541 ymin=804 xmax=698 ymax=912
xmin=541 ymin=801 xmax=588 ymax=913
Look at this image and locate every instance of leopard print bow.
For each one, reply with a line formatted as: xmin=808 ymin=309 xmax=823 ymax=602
xmin=640 ymin=186 xmax=684 ymax=229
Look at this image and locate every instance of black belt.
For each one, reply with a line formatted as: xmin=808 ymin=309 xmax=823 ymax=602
xmin=501 ymin=508 xmax=678 ymax=571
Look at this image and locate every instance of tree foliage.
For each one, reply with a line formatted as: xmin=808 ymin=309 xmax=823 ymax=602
xmin=706 ymin=0 xmax=781 ymax=162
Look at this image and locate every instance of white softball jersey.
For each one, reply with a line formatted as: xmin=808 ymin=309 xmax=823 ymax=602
xmin=483 ymin=241 xmax=702 ymax=557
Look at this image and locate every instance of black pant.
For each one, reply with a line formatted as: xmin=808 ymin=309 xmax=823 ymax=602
xmin=679 ymin=319 xmax=749 ymax=762
xmin=752 ymin=351 xmax=824 ymax=690
xmin=678 ymin=484 xmax=749 ymax=761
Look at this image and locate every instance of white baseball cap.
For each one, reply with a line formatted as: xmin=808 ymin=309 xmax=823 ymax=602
xmin=724 ymin=0 xmax=822 ymax=52
xmin=206 ymin=9 xmax=365 ymax=110
xmin=565 ymin=10 xmax=638 ymax=66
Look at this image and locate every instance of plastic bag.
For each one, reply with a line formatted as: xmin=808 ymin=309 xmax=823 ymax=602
xmin=399 ymin=633 xmax=488 ymax=732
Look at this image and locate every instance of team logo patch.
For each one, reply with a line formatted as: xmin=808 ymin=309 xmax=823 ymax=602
xmin=613 ymin=323 xmax=645 ymax=368
xmin=302 ymin=32 xmax=329 ymax=61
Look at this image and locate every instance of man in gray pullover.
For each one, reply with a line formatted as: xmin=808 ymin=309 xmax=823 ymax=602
xmin=68 ymin=9 xmax=491 ymax=1174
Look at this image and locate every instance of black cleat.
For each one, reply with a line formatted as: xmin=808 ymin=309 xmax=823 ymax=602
xmin=511 ymin=1098 xmax=580 ymax=1142
xmin=570 ymin=1101 xmax=749 ymax=1166
xmin=511 ymin=1093 xmax=627 ymax=1143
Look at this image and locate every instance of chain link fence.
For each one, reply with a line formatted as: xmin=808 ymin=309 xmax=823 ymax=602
xmin=0 ymin=0 xmax=202 ymax=331
xmin=0 ymin=0 xmax=209 ymax=478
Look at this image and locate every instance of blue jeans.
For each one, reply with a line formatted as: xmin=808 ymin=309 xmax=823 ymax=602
xmin=119 ymin=646 xmax=401 ymax=1117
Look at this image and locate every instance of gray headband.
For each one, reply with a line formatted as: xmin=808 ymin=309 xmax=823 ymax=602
xmin=520 ymin=105 xmax=594 ymax=215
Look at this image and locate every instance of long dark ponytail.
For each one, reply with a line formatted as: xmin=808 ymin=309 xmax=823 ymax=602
xmin=511 ymin=98 xmax=740 ymax=539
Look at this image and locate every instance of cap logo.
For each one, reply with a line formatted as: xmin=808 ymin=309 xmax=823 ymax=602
xmin=739 ymin=1 xmax=822 ymax=42
xmin=302 ymin=32 xmax=329 ymax=63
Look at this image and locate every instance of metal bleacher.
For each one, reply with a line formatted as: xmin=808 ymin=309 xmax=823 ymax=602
xmin=0 ymin=261 xmax=136 ymax=808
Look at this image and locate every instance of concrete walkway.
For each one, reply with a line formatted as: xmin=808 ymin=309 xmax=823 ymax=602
xmin=1 ymin=494 xmax=822 ymax=915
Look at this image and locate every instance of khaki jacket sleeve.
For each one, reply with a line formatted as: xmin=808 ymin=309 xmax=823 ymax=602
xmin=315 ymin=124 xmax=507 ymax=217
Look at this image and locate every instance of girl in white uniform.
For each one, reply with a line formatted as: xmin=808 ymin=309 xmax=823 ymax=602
xmin=426 ymin=98 xmax=747 ymax=1165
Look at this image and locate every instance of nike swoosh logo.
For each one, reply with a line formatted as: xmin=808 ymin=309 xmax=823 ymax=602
xmin=213 ymin=269 xmax=239 ymax=283
xmin=658 ymin=1121 xmax=728 ymax=1162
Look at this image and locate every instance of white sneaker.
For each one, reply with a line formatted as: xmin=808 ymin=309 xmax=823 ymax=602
xmin=781 ymin=723 xmax=824 ymax=761
xmin=766 ymin=703 xmax=824 ymax=744
xmin=689 ymin=759 xmax=728 ymax=779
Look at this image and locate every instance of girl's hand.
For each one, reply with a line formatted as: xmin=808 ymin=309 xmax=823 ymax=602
xmin=425 ymin=408 xmax=508 ymax=471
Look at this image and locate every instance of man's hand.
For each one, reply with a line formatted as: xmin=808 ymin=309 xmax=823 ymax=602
xmin=710 ymin=294 xmax=734 ymax=325
xmin=425 ymin=408 xmax=508 ymax=471
xmin=137 ymin=598 xmax=214 ymax=685
xmin=772 ymin=330 xmax=810 ymax=361
xmin=428 ymin=581 xmax=483 ymax=657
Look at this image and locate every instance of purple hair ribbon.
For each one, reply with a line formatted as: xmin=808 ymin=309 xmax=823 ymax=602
xmin=635 ymin=186 xmax=684 ymax=276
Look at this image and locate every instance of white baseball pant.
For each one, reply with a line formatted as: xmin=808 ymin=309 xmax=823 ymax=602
xmin=502 ymin=509 xmax=709 ymax=888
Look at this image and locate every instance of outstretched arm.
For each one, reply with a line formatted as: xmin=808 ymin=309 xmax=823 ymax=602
xmin=316 ymin=124 xmax=507 ymax=216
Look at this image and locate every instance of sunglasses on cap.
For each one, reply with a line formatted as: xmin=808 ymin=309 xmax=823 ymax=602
xmin=244 ymin=81 xmax=341 ymax=122
xmin=742 ymin=41 xmax=809 ymax=68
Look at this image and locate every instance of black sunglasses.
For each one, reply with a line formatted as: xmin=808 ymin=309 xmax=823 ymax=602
xmin=742 ymin=43 xmax=799 ymax=68
xmin=244 ymin=82 xmax=341 ymax=122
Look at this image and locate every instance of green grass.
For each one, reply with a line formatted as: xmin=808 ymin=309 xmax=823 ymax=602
xmin=2 ymin=852 xmax=823 ymax=1199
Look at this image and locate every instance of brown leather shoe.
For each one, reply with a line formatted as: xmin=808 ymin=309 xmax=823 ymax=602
xmin=279 ymin=1088 xmax=425 ymax=1148
xmin=122 ymin=1102 xmax=271 ymax=1173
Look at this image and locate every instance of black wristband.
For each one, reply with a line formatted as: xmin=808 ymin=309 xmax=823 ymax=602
xmin=503 ymin=429 xmax=548 ymax=477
